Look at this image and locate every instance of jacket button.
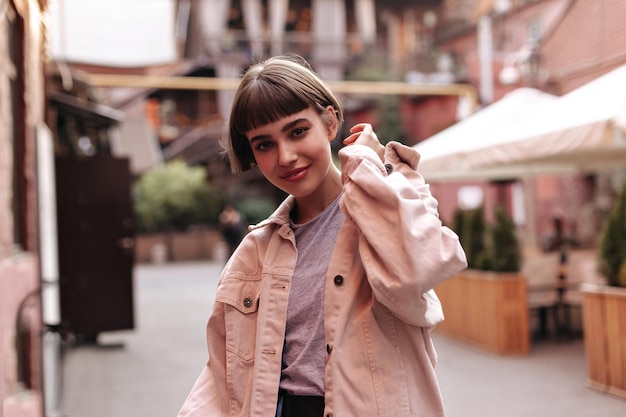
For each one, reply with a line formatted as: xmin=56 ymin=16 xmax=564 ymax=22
xmin=243 ymin=297 xmax=253 ymax=308
xmin=385 ymin=163 xmax=393 ymax=174
xmin=333 ymin=275 xmax=344 ymax=286
xmin=326 ymin=344 xmax=333 ymax=354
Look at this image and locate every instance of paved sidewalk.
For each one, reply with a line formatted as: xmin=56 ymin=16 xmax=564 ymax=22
xmin=59 ymin=261 xmax=625 ymax=417
xmin=434 ymin=335 xmax=624 ymax=416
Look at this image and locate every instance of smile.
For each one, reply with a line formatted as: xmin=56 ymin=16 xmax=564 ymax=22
xmin=280 ymin=166 xmax=309 ymax=182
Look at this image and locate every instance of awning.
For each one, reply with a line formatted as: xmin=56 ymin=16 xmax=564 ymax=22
xmin=414 ymin=65 xmax=626 ymax=182
xmin=414 ymin=88 xmax=557 ymax=181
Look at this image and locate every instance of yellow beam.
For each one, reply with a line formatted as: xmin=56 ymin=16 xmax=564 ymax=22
xmin=83 ymin=74 xmax=478 ymax=112
xmin=84 ymin=74 xmax=242 ymax=91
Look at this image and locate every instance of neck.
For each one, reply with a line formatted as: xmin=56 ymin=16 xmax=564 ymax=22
xmin=292 ymin=168 xmax=342 ymax=224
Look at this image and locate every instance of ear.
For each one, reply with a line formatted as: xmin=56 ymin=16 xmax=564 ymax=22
xmin=324 ymin=106 xmax=339 ymax=141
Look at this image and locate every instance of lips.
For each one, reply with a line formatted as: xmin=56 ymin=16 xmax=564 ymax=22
xmin=280 ymin=166 xmax=309 ymax=182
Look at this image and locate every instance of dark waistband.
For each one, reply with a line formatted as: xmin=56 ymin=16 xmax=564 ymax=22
xmin=281 ymin=392 xmax=324 ymax=417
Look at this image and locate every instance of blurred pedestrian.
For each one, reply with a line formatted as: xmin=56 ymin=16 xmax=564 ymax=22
xmin=218 ymin=203 xmax=244 ymax=258
xmin=542 ymin=214 xmax=579 ymax=255
xmin=178 ymin=54 xmax=467 ymax=417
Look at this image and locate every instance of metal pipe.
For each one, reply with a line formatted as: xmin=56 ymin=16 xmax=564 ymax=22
xmin=82 ymin=74 xmax=478 ymax=112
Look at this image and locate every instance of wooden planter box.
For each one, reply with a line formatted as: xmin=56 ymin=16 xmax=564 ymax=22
xmin=135 ymin=229 xmax=224 ymax=263
xmin=582 ymin=284 xmax=626 ymax=398
xmin=435 ymin=269 xmax=530 ymax=355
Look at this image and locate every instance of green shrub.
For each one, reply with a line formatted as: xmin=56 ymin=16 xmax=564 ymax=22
xmin=236 ymin=198 xmax=277 ymax=225
xmin=133 ymin=160 xmax=223 ymax=232
xmin=598 ymin=181 xmax=626 ymax=287
xmin=618 ymin=260 xmax=626 ymax=289
xmin=452 ymin=205 xmax=521 ymax=273
xmin=490 ymin=205 xmax=522 ymax=272
xmin=451 ymin=208 xmax=466 ymax=242
xmin=467 ymin=206 xmax=491 ymax=270
xmin=453 ymin=206 xmax=490 ymax=270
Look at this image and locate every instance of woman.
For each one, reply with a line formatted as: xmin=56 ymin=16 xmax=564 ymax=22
xmin=178 ymin=54 xmax=467 ymax=417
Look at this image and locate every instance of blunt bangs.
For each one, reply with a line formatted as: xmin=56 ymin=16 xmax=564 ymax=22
xmin=232 ymin=78 xmax=310 ymax=136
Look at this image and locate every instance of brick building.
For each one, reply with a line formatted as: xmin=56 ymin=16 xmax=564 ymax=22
xmin=419 ymin=0 xmax=626 ymax=248
xmin=1 ymin=1 xmax=47 ymax=416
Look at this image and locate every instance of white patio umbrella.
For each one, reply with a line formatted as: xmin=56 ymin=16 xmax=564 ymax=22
xmin=415 ymin=64 xmax=626 ymax=182
xmin=414 ymin=88 xmax=558 ymax=181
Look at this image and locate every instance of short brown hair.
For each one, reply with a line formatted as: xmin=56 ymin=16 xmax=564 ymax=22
xmin=227 ymin=54 xmax=344 ymax=173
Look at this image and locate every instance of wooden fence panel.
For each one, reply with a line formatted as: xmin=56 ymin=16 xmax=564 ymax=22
xmin=436 ymin=270 xmax=529 ymax=355
xmin=582 ymin=286 xmax=626 ymax=398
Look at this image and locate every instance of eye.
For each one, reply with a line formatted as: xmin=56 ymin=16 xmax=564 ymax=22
xmin=254 ymin=140 xmax=273 ymax=151
xmin=292 ymin=126 xmax=308 ymax=137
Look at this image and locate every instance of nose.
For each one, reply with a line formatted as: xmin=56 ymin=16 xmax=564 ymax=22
xmin=277 ymin=142 xmax=297 ymax=166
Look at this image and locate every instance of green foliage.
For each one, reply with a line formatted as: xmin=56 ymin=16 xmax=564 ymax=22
xmin=490 ymin=205 xmax=522 ymax=272
xmin=452 ymin=208 xmax=466 ymax=242
xmin=619 ymin=261 xmax=626 ymax=289
xmin=467 ymin=206 xmax=492 ymax=270
xmin=375 ymin=95 xmax=405 ymax=145
xmin=598 ymin=181 xmax=626 ymax=287
xmin=133 ymin=160 xmax=223 ymax=232
xmin=453 ymin=206 xmax=489 ymax=270
xmin=452 ymin=205 xmax=521 ymax=273
xmin=236 ymin=198 xmax=277 ymax=225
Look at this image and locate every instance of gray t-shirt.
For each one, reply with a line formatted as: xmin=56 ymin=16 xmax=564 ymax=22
xmin=280 ymin=194 xmax=345 ymax=396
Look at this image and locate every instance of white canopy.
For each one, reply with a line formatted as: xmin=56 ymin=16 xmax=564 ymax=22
xmin=414 ymin=88 xmax=557 ymax=181
xmin=414 ymin=65 xmax=626 ymax=182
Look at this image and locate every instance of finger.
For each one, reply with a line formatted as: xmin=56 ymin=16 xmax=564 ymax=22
xmin=349 ymin=123 xmax=371 ymax=133
xmin=354 ymin=128 xmax=377 ymax=145
xmin=343 ymin=133 xmax=359 ymax=144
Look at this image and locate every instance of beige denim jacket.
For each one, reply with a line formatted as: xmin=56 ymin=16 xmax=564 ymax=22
xmin=178 ymin=141 xmax=467 ymax=417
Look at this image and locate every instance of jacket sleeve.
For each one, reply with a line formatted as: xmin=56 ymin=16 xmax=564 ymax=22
xmin=177 ymin=299 xmax=229 ymax=417
xmin=338 ymin=141 xmax=467 ymax=327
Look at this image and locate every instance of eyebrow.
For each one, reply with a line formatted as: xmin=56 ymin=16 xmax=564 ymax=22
xmin=249 ymin=118 xmax=308 ymax=144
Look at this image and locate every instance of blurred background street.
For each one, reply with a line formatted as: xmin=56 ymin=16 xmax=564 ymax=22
xmin=4 ymin=1 xmax=626 ymax=416
xmin=58 ymin=261 xmax=625 ymax=417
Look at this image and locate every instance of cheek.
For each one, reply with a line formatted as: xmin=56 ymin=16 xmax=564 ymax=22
xmin=252 ymin=152 xmax=273 ymax=174
xmin=311 ymin=140 xmax=333 ymax=162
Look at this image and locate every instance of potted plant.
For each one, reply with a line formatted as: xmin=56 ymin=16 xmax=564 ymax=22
xmin=435 ymin=205 xmax=529 ymax=355
xmin=582 ymin=180 xmax=626 ymax=398
xmin=133 ymin=160 xmax=224 ymax=262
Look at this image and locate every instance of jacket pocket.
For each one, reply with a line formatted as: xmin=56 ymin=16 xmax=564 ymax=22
xmin=216 ymin=275 xmax=262 ymax=361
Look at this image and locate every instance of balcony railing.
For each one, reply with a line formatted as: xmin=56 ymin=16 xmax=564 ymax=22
xmin=202 ymin=29 xmax=441 ymax=79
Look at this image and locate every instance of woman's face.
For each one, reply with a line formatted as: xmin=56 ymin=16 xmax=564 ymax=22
xmin=246 ymin=106 xmax=339 ymax=200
